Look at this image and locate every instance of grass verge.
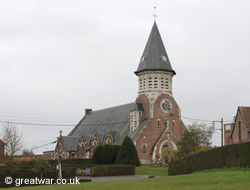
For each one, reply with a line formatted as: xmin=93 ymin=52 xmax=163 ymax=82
xmin=3 ymin=167 xmax=250 ymax=190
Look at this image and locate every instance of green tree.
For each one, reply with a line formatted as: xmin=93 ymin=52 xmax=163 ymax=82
xmin=176 ymin=122 xmax=214 ymax=159
xmin=115 ymin=136 xmax=140 ymax=166
xmin=92 ymin=144 xmax=120 ymax=164
xmin=161 ymin=146 xmax=176 ymax=163
xmin=34 ymin=157 xmax=51 ymax=179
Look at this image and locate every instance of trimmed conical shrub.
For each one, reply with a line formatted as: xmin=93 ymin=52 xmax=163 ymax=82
xmin=115 ymin=136 xmax=141 ymax=166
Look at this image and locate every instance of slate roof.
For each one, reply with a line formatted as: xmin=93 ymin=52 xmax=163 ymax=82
xmin=0 ymin=139 xmax=6 ymax=145
xmin=68 ymin=102 xmax=142 ymax=145
xmin=135 ymin=22 xmax=176 ymax=75
xmin=129 ymin=118 xmax=150 ymax=142
xmin=61 ymin=136 xmax=79 ymax=152
xmin=130 ymin=102 xmax=144 ymax=112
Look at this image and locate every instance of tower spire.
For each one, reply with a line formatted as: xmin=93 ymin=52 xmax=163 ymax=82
xmin=135 ymin=22 xmax=176 ymax=75
xmin=153 ymin=6 xmax=157 ymax=21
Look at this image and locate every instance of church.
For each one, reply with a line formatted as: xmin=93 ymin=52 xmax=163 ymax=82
xmin=54 ymin=21 xmax=186 ymax=164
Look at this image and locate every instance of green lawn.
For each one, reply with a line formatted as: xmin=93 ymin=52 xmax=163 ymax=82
xmin=135 ymin=164 xmax=168 ymax=176
xmin=4 ymin=167 xmax=250 ymax=190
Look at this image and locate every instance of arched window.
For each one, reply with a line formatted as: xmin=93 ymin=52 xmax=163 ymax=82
xmin=106 ymin=139 xmax=111 ymax=144
xmin=142 ymin=144 xmax=147 ymax=155
xmin=81 ymin=143 xmax=84 ymax=157
xmin=154 ymin=77 xmax=158 ymax=89
xmin=148 ymin=77 xmax=152 ymax=89
xmin=59 ymin=143 xmax=62 ymax=152
xmin=93 ymin=141 xmax=97 ymax=151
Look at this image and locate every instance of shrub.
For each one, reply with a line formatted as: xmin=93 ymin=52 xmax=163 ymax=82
xmin=91 ymin=165 xmax=135 ymax=177
xmin=49 ymin=159 xmax=92 ymax=165
xmin=62 ymin=167 xmax=78 ymax=179
xmin=1 ymin=160 xmax=36 ymax=173
xmin=79 ymin=178 xmax=91 ymax=182
xmin=92 ymin=145 xmax=120 ymax=164
xmin=34 ymin=158 xmax=51 ymax=179
xmin=116 ymin=136 xmax=140 ymax=166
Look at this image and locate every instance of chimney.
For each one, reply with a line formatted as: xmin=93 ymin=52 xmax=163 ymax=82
xmin=85 ymin=109 xmax=92 ymax=115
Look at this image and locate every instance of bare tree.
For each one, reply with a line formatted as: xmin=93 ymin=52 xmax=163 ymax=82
xmin=1 ymin=122 xmax=23 ymax=161
xmin=22 ymin=149 xmax=34 ymax=156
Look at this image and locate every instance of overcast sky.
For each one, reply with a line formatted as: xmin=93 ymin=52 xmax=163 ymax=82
xmin=0 ymin=0 xmax=250 ymax=154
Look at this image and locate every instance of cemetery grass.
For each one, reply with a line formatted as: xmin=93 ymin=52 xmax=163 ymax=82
xmin=4 ymin=167 xmax=250 ymax=190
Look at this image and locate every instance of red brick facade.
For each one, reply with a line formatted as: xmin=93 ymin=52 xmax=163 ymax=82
xmin=231 ymin=107 xmax=250 ymax=144
xmin=135 ymin=93 xmax=186 ymax=163
xmin=54 ymin=130 xmax=115 ymax=160
xmin=54 ymin=137 xmax=69 ymax=160
xmin=224 ymin=123 xmax=233 ymax=145
xmin=76 ymin=135 xmax=87 ymax=159
xmin=43 ymin=151 xmax=54 ymax=160
xmin=224 ymin=107 xmax=250 ymax=145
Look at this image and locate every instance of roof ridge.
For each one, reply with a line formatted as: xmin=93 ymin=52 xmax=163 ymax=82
xmin=91 ymin=102 xmax=135 ymax=113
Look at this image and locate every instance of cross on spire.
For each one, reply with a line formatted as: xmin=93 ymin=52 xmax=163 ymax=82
xmin=153 ymin=6 xmax=157 ymax=21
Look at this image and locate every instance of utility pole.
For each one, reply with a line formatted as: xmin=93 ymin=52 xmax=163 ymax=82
xmin=221 ymin=118 xmax=223 ymax=146
xmin=57 ymin=131 xmax=62 ymax=179
xmin=213 ymin=119 xmax=224 ymax=147
xmin=168 ymin=108 xmax=172 ymax=163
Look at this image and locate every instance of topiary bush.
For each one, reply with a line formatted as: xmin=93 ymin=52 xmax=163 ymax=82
xmin=92 ymin=144 xmax=120 ymax=164
xmin=115 ymin=136 xmax=140 ymax=166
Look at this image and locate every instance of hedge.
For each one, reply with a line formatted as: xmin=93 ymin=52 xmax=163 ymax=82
xmin=48 ymin=159 xmax=92 ymax=166
xmin=91 ymin=165 xmax=135 ymax=177
xmin=168 ymin=141 xmax=250 ymax=176
xmin=62 ymin=167 xmax=79 ymax=179
xmin=62 ymin=165 xmax=135 ymax=177
xmin=0 ymin=159 xmax=93 ymax=173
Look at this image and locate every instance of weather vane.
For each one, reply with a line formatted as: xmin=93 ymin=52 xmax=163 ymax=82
xmin=153 ymin=6 xmax=157 ymax=21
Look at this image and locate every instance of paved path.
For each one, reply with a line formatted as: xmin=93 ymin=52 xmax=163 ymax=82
xmin=79 ymin=175 xmax=150 ymax=182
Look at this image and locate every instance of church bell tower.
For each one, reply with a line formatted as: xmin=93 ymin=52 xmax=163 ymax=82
xmin=135 ymin=21 xmax=176 ymax=118
xmin=133 ymin=21 xmax=186 ymax=164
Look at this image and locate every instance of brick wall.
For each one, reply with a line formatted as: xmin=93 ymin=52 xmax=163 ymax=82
xmin=232 ymin=111 xmax=249 ymax=143
xmin=135 ymin=93 xmax=186 ymax=162
xmin=54 ymin=137 xmax=66 ymax=160
xmin=224 ymin=123 xmax=233 ymax=145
